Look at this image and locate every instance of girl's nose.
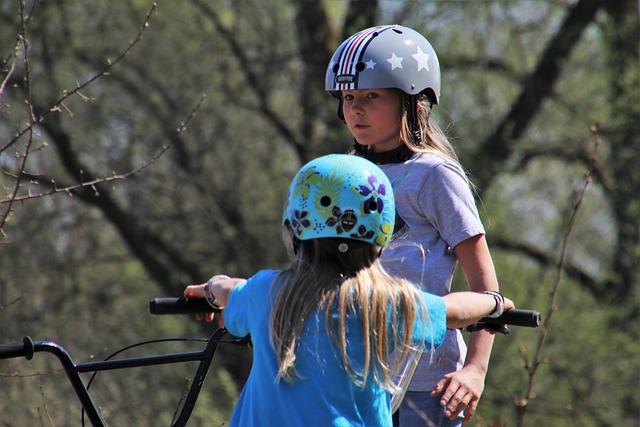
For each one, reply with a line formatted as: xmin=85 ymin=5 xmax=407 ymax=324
xmin=348 ymin=98 xmax=364 ymax=114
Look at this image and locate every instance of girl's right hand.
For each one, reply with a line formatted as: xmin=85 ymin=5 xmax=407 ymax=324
xmin=184 ymin=276 xmax=247 ymax=326
xmin=183 ymin=283 xmax=216 ymax=323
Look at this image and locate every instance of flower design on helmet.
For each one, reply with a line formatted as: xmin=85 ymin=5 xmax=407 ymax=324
xmin=290 ymin=210 xmax=312 ymax=238
xmin=357 ymin=172 xmax=387 ymax=215
xmin=326 ymin=206 xmax=358 ymax=235
xmin=351 ymin=224 xmax=375 ymax=244
xmin=293 ymin=166 xmax=322 ymax=200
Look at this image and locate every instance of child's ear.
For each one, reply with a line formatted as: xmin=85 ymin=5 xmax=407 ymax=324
xmin=281 ymin=225 xmax=298 ymax=256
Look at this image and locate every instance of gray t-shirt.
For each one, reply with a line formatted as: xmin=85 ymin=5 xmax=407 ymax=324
xmin=380 ymin=152 xmax=485 ymax=391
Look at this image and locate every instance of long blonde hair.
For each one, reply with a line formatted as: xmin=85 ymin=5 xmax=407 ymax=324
xmin=397 ymin=91 xmax=482 ymax=197
xmin=399 ymin=92 xmax=460 ymax=162
xmin=269 ymin=236 xmax=430 ymax=392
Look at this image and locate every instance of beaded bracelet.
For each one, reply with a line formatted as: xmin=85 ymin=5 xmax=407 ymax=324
xmin=204 ymin=274 xmax=230 ymax=309
xmin=483 ymin=290 xmax=505 ymax=318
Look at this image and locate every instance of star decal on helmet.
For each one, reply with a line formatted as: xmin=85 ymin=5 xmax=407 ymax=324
xmin=412 ymin=46 xmax=431 ymax=72
xmin=386 ymin=53 xmax=403 ymax=70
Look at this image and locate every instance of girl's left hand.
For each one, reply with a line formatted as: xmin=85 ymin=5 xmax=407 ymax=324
xmin=431 ymin=364 xmax=485 ymax=422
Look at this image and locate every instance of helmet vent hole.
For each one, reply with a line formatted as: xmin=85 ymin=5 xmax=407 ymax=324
xmin=355 ymin=62 xmax=365 ymax=72
xmin=320 ymin=196 xmax=332 ymax=207
xmin=333 ymin=63 xmax=340 ymax=73
xmin=392 ymin=28 xmax=402 ymax=34
xmin=367 ymin=200 xmax=378 ymax=212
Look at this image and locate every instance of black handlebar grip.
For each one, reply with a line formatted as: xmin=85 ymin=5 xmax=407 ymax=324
xmin=479 ymin=309 xmax=541 ymax=327
xmin=0 ymin=337 xmax=35 ymax=360
xmin=150 ymin=297 xmax=219 ymax=315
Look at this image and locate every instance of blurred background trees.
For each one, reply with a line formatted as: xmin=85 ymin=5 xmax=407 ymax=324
xmin=1 ymin=0 xmax=638 ymax=425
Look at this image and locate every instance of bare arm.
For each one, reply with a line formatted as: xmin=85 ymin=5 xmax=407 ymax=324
xmin=443 ymin=291 xmax=514 ymax=329
xmin=455 ymin=234 xmax=501 ymax=374
xmin=433 ymin=234 xmax=503 ymax=421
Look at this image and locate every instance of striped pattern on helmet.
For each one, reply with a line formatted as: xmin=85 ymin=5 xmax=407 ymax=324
xmin=331 ymin=25 xmax=396 ymax=91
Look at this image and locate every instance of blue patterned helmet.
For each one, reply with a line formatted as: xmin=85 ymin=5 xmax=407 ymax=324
xmin=325 ymin=25 xmax=440 ymax=104
xmin=283 ymin=154 xmax=395 ymax=248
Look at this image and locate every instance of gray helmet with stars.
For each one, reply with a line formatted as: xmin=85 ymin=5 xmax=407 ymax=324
xmin=325 ymin=25 xmax=441 ymax=104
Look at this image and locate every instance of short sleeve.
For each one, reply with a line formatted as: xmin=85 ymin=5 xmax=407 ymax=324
xmin=224 ymin=270 xmax=279 ymax=337
xmin=224 ymin=280 xmax=252 ymax=337
xmin=413 ymin=292 xmax=447 ymax=349
xmin=418 ymin=161 xmax=484 ymax=249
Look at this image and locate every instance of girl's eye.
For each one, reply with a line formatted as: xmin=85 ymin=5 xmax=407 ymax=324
xmin=342 ymin=92 xmax=378 ymax=101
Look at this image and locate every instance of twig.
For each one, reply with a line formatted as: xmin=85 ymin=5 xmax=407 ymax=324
xmin=0 ymin=0 xmax=37 ymax=237
xmin=0 ymin=296 xmax=24 ymax=310
xmin=3 ymin=144 xmax=171 ymax=203
xmin=0 ymin=369 xmax=64 ymax=378
xmin=38 ymin=385 xmax=54 ymax=427
xmin=515 ymin=123 xmax=601 ymax=426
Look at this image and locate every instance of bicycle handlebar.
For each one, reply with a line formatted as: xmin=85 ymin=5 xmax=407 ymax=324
xmin=150 ymin=297 xmax=541 ymax=327
xmin=477 ymin=309 xmax=541 ymax=327
xmin=0 ymin=336 xmax=35 ymax=360
xmin=150 ymin=297 xmax=220 ymax=314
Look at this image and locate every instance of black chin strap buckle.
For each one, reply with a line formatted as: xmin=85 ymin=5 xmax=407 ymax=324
xmin=337 ymin=98 xmax=345 ymax=121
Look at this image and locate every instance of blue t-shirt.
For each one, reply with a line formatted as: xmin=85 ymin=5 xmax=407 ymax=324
xmin=224 ymin=269 xmax=447 ymax=427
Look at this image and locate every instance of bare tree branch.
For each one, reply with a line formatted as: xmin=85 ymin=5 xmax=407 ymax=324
xmin=1 ymin=0 xmax=39 ymax=237
xmin=1 ymin=1 xmax=159 ymax=237
xmin=3 ymin=142 xmax=171 ymax=203
xmin=1 ymin=1 xmax=159 ymax=156
xmin=514 ymin=122 xmax=600 ymax=426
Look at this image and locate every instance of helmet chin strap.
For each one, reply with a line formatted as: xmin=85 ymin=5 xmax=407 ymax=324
xmin=409 ymin=95 xmax=422 ymax=143
xmin=336 ymin=98 xmax=345 ymax=121
xmin=408 ymin=91 xmax=436 ymax=144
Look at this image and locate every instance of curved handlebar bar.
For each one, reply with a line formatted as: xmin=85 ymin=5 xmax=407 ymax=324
xmin=150 ymin=297 xmax=541 ymax=328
